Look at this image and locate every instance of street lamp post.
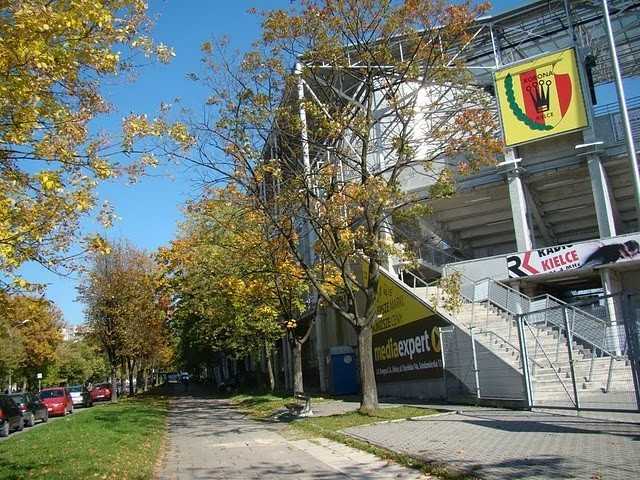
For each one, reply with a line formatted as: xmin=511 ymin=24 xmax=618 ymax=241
xmin=4 ymin=319 xmax=30 ymax=393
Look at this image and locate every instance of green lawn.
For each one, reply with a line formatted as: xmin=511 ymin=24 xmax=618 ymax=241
xmin=0 ymin=394 xmax=168 ymax=480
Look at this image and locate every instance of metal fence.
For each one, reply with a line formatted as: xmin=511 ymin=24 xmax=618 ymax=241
xmin=439 ymin=290 xmax=640 ymax=412
xmin=519 ymin=291 xmax=640 ymax=412
xmin=440 ymin=324 xmax=526 ymax=406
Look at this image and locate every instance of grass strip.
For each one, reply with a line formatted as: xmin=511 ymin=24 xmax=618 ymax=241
xmin=0 ymin=394 xmax=169 ymax=480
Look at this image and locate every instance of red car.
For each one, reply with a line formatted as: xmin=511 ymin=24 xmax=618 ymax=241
xmin=38 ymin=388 xmax=74 ymax=417
xmin=90 ymin=383 xmax=112 ymax=402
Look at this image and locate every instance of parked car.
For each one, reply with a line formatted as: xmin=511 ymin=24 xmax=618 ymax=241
xmin=90 ymin=383 xmax=112 ymax=402
xmin=38 ymin=388 xmax=73 ymax=416
xmin=68 ymin=385 xmax=93 ymax=408
xmin=0 ymin=394 xmax=24 ymax=437
xmin=9 ymin=392 xmax=48 ymax=427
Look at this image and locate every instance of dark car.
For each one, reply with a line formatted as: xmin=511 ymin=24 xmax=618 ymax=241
xmin=90 ymin=383 xmax=112 ymax=402
xmin=9 ymin=392 xmax=48 ymax=427
xmin=38 ymin=388 xmax=73 ymax=416
xmin=0 ymin=394 xmax=24 ymax=437
xmin=68 ymin=385 xmax=93 ymax=408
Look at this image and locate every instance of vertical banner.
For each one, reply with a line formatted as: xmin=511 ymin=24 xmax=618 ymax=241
xmin=372 ymin=272 xmax=448 ymax=383
xmin=495 ymin=48 xmax=588 ymax=146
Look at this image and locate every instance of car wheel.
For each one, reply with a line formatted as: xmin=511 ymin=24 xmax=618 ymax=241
xmin=17 ymin=417 xmax=24 ymax=431
xmin=0 ymin=422 xmax=8 ymax=437
xmin=42 ymin=411 xmax=49 ymax=423
xmin=26 ymin=413 xmax=35 ymax=428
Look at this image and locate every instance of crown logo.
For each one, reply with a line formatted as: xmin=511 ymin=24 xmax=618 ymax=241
xmin=526 ymin=80 xmax=552 ymax=113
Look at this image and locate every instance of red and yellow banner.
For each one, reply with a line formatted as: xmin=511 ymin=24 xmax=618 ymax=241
xmin=495 ymin=48 xmax=588 ymax=146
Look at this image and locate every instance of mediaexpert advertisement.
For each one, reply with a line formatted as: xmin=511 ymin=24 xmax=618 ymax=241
xmin=372 ymin=271 xmax=448 ymax=383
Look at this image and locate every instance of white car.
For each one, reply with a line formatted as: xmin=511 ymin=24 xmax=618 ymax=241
xmin=67 ymin=385 xmax=93 ymax=407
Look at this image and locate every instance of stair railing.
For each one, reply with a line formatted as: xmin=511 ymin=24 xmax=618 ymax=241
xmin=398 ymin=268 xmax=615 ymax=359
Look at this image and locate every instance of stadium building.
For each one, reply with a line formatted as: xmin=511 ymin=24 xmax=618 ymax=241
xmin=250 ymin=0 xmax=640 ymax=413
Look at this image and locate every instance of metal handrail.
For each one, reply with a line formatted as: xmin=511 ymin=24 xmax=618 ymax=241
xmin=399 ymin=268 xmax=614 ymax=360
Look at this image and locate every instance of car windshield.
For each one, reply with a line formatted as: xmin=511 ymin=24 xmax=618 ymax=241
xmin=68 ymin=386 xmax=82 ymax=393
xmin=9 ymin=394 xmax=24 ymax=403
xmin=95 ymin=384 xmax=109 ymax=390
xmin=39 ymin=389 xmax=63 ymax=399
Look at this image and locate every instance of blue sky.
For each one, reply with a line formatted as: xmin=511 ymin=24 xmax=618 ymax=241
xmin=27 ymin=0 xmax=640 ymax=326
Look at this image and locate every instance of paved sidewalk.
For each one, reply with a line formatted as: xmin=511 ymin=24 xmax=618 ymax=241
xmin=157 ymin=384 xmax=431 ymax=479
xmin=158 ymin=384 xmax=640 ymax=479
xmin=343 ymin=407 xmax=640 ymax=480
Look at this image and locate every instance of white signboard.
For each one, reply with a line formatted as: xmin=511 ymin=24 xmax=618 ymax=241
xmin=612 ymin=106 xmax=640 ymax=143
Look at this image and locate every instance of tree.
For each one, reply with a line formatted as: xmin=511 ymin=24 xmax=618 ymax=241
xmin=0 ymin=294 xmax=63 ymax=391
xmin=0 ymin=0 xmax=192 ymax=292
xmin=78 ymin=239 xmax=169 ymax=399
xmin=156 ymin=188 xmax=309 ymax=389
xmin=187 ymin=0 xmax=503 ymax=409
xmin=53 ymin=338 xmax=109 ymax=387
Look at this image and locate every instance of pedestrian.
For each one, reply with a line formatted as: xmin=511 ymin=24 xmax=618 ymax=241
xmin=183 ymin=375 xmax=189 ymax=392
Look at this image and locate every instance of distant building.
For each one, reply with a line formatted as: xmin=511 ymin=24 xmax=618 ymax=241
xmin=61 ymin=324 xmax=85 ymax=341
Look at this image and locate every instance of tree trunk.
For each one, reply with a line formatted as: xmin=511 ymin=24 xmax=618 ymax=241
xmin=291 ymin=339 xmax=304 ymax=393
xmin=356 ymin=322 xmax=378 ymax=410
xmin=110 ymin=369 xmax=118 ymax=403
xmin=264 ymin=343 xmax=275 ymax=391
xmin=128 ymin=357 xmax=136 ymax=396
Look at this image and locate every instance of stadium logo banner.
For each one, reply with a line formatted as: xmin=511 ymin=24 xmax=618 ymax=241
xmin=371 ymin=271 xmax=448 ymax=383
xmin=495 ymin=48 xmax=588 ymax=146
xmin=507 ymin=234 xmax=640 ymax=278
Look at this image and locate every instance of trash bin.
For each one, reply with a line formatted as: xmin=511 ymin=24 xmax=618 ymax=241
xmin=327 ymin=346 xmax=358 ymax=395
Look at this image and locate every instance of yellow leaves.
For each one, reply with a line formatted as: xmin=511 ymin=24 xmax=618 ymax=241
xmin=0 ymin=1 xmax=188 ymax=277
xmin=90 ymin=160 xmax=116 ymax=180
xmin=37 ymin=171 xmax=62 ymax=192
xmin=87 ymin=235 xmax=112 ymax=255
xmin=155 ymin=43 xmax=175 ymax=64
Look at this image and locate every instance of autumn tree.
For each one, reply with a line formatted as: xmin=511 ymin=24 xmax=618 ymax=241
xmin=187 ymin=0 xmax=503 ymax=409
xmin=157 ymin=188 xmax=311 ymax=389
xmin=78 ymin=239 xmax=170 ymax=399
xmin=0 ymin=294 xmax=63 ymax=391
xmin=0 ymin=0 xmax=192 ymax=293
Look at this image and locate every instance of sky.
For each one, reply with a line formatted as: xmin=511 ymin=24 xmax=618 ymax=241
xmin=26 ymin=0 xmax=640 ymax=326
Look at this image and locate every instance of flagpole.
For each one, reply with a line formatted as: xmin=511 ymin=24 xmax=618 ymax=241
xmin=601 ymin=0 xmax=640 ymax=224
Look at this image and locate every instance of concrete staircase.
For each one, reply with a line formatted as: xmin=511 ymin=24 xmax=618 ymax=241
xmin=412 ymin=283 xmax=635 ymax=405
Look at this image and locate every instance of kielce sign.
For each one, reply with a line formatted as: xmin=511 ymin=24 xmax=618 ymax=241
xmin=507 ymin=234 xmax=640 ymax=278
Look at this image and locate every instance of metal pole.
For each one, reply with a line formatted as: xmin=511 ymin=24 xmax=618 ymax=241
xmin=563 ymin=308 xmax=581 ymax=410
xmin=601 ymin=0 xmax=640 ymax=223
xmin=620 ymin=292 xmax=640 ymax=411
xmin=469 ymin=325 xmax=481 ymax=402
xmin=517 ymin=314 xmax=533 ymax=409
xmin=440 ymin=327 xmax=449 ymax=403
